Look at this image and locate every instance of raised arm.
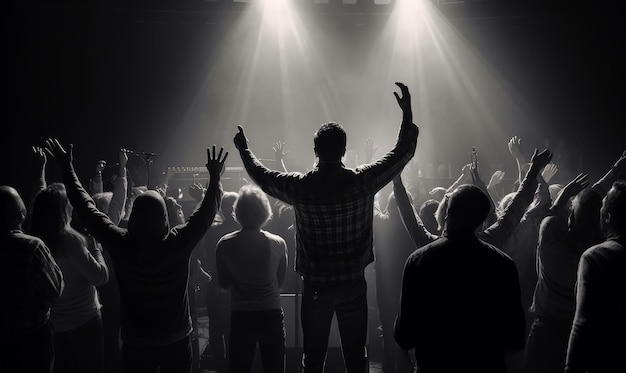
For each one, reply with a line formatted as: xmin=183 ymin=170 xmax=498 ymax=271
xmin=591 ymin=150 xmax=626 ymax=197
xmin=353 ymin=82 xmax=419 ymax=190
xmin=234 ymin=125 xmax=299 ymax=204
xmin=508 ymin=136 xmax=527 ymax=185
xmin=446 ymin=164 xmax=472 ymax=195
xmin=393 ymin=174 xmax=438 ymax=247
xmin=550 ymin=173 xmax=590 ymax=218
xmin=89 ymin=160 xmax=106 ymax=195
xmin=44 ymin=139 xmax=124 ymax=248
xmin=479 ymin=148 xmax=553 ymax=247
xmin=107 ymin=149 xmax=128 ymax=225
xmin=273 ymin=141 xmax=289 ymax=173
xmin=172 ymin=145 xmax=226 ymax=251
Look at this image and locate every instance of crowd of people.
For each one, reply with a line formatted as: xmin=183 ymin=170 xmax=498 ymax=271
xmin=1 ymin=82 xmax=624 ymax=373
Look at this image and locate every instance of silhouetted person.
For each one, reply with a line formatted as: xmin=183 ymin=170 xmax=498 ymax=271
xmin=44 ymin=139 xmax=227 ymax=373
xmin=524 ymin=151 xmax=626 ymax=373
xmin=565 ymin=180 xmax=626 ymax=373
xmin=0 ymin=185 xmax=64 ymax=373
xmin=373 ymin=192 xmax=416 ymax=373
xmin=394 ymin=184 xmax=526 ymax=373
xmin=216 ymin=184 xmax=288 ymax=373
xmin=233 ymin=82 xmax=418 ymax=372
xmin=201 ymin=191 xmax=238 ymax=372
xmin=30 ymin=183 xmax=109 ymax=373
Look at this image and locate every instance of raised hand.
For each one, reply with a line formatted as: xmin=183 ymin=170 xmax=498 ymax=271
xmin=32 ymin=145 xmax=47 ymax=168
xmin=562 ymin=173 xmax=590 ymax=198
xmin=44 ymin=138 xmax=73 ymax=166
xmin=96 ymin=160 xmax=106 ymax=174
xmin=206 ymin=145 xmax=228 ymax=178
xmin=529 ymin=148 xmax=553 ymax=173
xmin=460 ymin=163 xmax=472 ymax=182
xmin=613 ymin=150 xmax=626 ymax=173
xmin=508 ymin=136 xmax=524 ymax=160
xmin=363 ymin=137 xmax=378 ymax=164
xmin=233 ymin=126 xmax=248 ymax=151
xmin=488 ymin=170 xmax=506 ymax=189
xmin=188 ymin=182 xmax=205 ymax=202
xmin=541 ymin=163 xmax=558 ymax=183
xmin=393 ymin=82 xmax=412 ymax=118
xmin=119 ymin=149 xmax=129 ymax=169
xmin=273 ymin=141 xmax=289 ymax=162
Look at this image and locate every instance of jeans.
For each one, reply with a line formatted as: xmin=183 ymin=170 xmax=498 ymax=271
xmin=523 ymin=316 xmax=572 ymax=373
xmin=53 ymin=315 xmax=104 ymax=373
xmin=229 ymin=308 xmax=286 ymax=373
xmin=301 ymin=276 xmax=368 ymax=373
xmin=122 ymin=335 xmax=192 ymax=373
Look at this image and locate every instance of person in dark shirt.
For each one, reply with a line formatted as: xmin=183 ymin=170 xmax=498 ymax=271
xmin=44 ymin=139 xmax=227 ymax=373
xmin=394 ymin=183 xmax=526 ymax=373
xmin=0 ymin=185 xmax=64 ymax=373
xmin=565 ymin=179 xmax=626 ymax=373
xmin=233 ymin=82 xmax=418 ymax=373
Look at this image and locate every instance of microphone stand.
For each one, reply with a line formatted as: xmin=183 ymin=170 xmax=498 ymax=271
xmin=128 ymin=151 xmax=158 ymax=188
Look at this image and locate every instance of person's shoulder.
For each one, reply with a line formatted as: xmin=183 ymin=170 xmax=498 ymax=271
xmin=262 ymin=230 xmax=286 ymax=244
xmin=480 ymin=239 xmax=515 ymax=264
xmin=10 ymin=230 xmax=46 ymax=250
xmin=581 ymin=239 xmax=626 ymax=263
xmin=407 ymin=237 xmax=447 ymax=264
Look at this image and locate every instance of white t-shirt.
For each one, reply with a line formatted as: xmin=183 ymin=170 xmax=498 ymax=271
xmin=216 ymin=229 xmax=288 ymax=311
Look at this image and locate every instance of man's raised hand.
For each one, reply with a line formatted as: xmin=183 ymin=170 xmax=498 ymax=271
xmin=393 ymin=82 xmax=412 ymax=117
xmin=44 ymin=138 xmax=73 ymax=166
xmin=233 ymin=125 xmax=248 ymax=151
xmin=206 ymin=145 xmax=228 ymax=178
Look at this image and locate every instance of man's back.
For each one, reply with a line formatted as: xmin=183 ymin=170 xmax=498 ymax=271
xmin=1 ymin=231 xmax=63 ymax=336
xmin=395 ymin=235 xmax=525 ymax=373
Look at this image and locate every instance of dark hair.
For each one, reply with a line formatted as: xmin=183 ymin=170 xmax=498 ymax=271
xmin=30 ymin=183 xmax=86 ymax=251
xmin=446 ymin=184 xmax=490 ymax=234
xmin=569 ymin=189 xmax=602 ymax=239
xmin=605 ymin=180 xmax=626 ymax=230
xmin=234 ymin=185 xmax=273 ymax=229
xmin=314 ymin=122 xmax=346 ymax=161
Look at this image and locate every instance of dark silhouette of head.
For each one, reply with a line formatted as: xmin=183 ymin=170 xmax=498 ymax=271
xmin=30 ymin=183 xmax=74 ymax=244
xmin=568 ymin=189 xmax=602 ymax=240
xmin=445 ymin=184 xmax=490 ymax=236
xmin=601 ymin=180 xmax=626 ymax=236
xmin=127 ymin=190 xmax=170 ymax=243
xmin=314 ymin=122 xmax=346 ymax=162
xmin=233 ymin=185 xmax=273 ymax=230
xmin=0 ymin=186 xmax=27 ymax=232
xmin=419 ymin=199 xmax=440 ymax=234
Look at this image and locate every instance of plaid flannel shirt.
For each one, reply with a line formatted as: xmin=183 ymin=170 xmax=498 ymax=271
xmin=239 ymin=121 xmax=418 ymax=282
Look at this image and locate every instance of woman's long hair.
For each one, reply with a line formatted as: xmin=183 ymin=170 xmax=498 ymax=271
xmin=30 ymin=183 xmax=86 ymax=252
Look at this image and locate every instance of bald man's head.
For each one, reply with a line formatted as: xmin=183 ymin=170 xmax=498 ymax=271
xmin=0 ymin=186 xmax=27 ymax=231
